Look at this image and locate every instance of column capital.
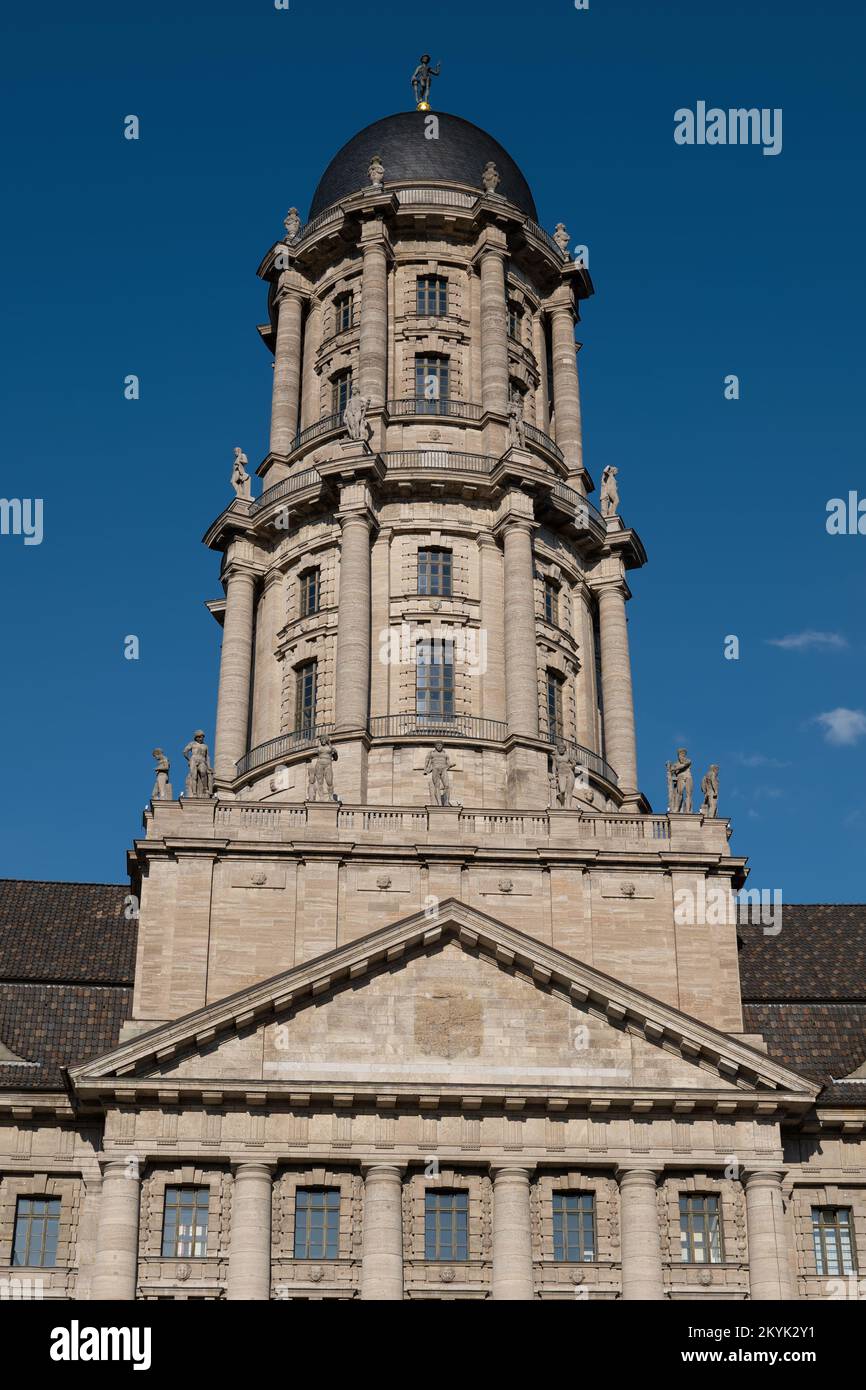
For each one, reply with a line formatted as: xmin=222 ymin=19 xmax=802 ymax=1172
xmin=592 ymin=574 xmax=631 ymax=601
xmin=360 ymin=1162 xmax=406 ymax=1179
xmin=100 ymin=1158 xmax=141 ymax=1181
xmin=359 ymin=217 xmax=391 ymax=252
xmin=231 ymin=1160 xmax=276 ymax=1177
xmin=274 ymin=276 xmax=308 ymax=307
xmin=616 ymin=1165 xmax=664 ymax=1184
xmin=222 ymin=561 xmax=260 ymax=586
xmin=490 ymin=1163 xmax=535 ymax=1179
xmin=742 ymin=1167 xmax=787 ymax=1187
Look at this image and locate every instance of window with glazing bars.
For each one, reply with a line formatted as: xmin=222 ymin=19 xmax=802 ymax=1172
xmin=679 ymin=1194 xmax=723 ymax=1264
xmin=295 ymin=660 xmax=317 ymax=733
xmin=424 ymin=1190 xmax=469 ymax=1262
xmin=299 ymin=567 xmax=320 ymax=617
xmin=417 ymin=548 xmax=452 ymax=597
xmin=332 ymin=368 xmax=353 ymax=415
xmin=508 ymin=302 xmax=523 ymax=340
xmin=334 ymin=291 xmax=354 ymax=334
xmin=416 ymin=274 xmax=448 ymax=316
xmin=415 ymin=353 xmax=450 ymax=411
xmin=812 ymin=1207 xmax=857 ymax=1276
xmin=12 ymin=1197 xmax=61 ymax=1267
xmin=294 ymin=1188 xmax=340 ymax=1260
xmin=161 ymin=1187 xmax=209 ymax=1259
xmin=552 ymin=1192 xmax=596 ymax=1262
xmin=543 ymin=577 xmax=559 ymax=626
xmin=416 ymin=638 xmax=454 ymax=719
xmin=546 ymin=671 xmax=564 ymax=741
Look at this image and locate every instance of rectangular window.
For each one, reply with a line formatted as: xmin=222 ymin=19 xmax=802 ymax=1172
xmin=416 ymin=274 xmax=448 ymax=317
xmin=424 ymin=1190 xmax=469 ymax=1262
xmin=295 ymin=659 xmax=317 ymax=733
xmin=679 ymin=1194 xmax=723 ymax=1264
xmin=161 ymin=1186 xmax=209 ymax=1260
xmin=415 ymin=354 xmax=450 ymax=413
xmin=543 ymin=577 xmax=559 ymax=626
xmin=508 ymin=302 xmax=523 ymax=340
xmin=546 ymin=671 xmax=564 ymax=741
xmin=294 ymin=1188 xmax=340 ymax=1260
xmin=552 ymin=1192 xmax=596 ymax=1263
xmin=417 ymin=548 xmax=452 ymax=598
xmin=299 ymin=567 xmax=320 ymax=618
xmin=332 ymin=368 xmax=353 ymax=416
xmin=12 ymin=1196 xmax=61 ymax=1267
xmin=334 ymin=291 xmax=354 ymax=334
xmin=812 ymin=1206 xmax=857 ymax=1277
xmin=416 ymin=638 xmax=454 ymax=720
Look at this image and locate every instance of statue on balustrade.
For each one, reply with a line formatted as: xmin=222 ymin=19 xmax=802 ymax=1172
xmin=151 ymin=749 xmax=172 ymax=801
xmin=424 ymin=742 xmax=456 ymax=806
xmin=183 ymin=731 xmax=214 ymax=799
xmin=367 ymin=155 xmax=385 ymax=191
xmin=482 ymin=161 xmax=500 ymax=196
xmin=283 ymin=207 xmax=301 ymax=242
xmin=308 ymin=735 xmax=339 ymax=802
xmin=700 ymin=764 xmax=719 ymax=818
xmin=551 ymin=741 xmax=579 ymax=808
xmin=667 ymin=747 xmax=693 ymax=813
xmin=600 ymin=465 xmax=619 ymax=517
xmin=411 ymin=55 xmax=441 ymax=109
xmin=231 ymin=447 xmax=251 ymax=499
xmin=507 ymin=392 xmax=526 ymax=451
xmin=343 ymin=388 xmax=371 ymax=444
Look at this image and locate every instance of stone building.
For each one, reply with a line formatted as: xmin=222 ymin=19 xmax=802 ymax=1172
xmin=1 ymin=105 xmax=865 ymax=1302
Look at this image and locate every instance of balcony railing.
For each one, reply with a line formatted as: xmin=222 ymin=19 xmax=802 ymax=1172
xmin=236 ymin=724 xmax=335 ymax=777
xmin=523 ymin=421 xmax=564 ymax=464
xmin=396 ymin=187 xmax=478 ymax=209
xmin=386 ymin=397 xmax=484 ymax=421
xmin=292 ymin=412 xmax=345 ymax=452
xmin=251 ymin=468 xmax=323 ymax=515
xmin=548 ymin=737 xmax=619 ymax=788
xmin=524 ymin=218 xmax=568 ymax=260
xmin=552 ymin=479 xmax=605 ymax=530
xmin=369 ymin=714 xmax=508 ymax=742
xmin=383 ymin=450 xmax=494 ymax=474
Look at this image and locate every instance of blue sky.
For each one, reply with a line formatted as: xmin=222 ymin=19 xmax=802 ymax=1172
xmin=0 ymin=0 xmax=863 ymax=898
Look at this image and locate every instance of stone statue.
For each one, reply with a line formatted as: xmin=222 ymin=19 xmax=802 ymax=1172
xmin=411 ymin=54 xmax=441 ymax=109
xmin=151 ymin=748 xmax=172 ymax=801
xmin=482 ymin=161 xmax=500 ymax=196
xmin=283 ymin=207 xmax=301 ymax=241
xmin=507 ymin=392 xmax=526 ymax=450
xmin=424 ymin=741 xmax=456 ymax=806
xmin=553 ymin=222 xmax=571 ymax=256
xmin=308 ymin=735 xmax=338 ymax=802
xmin=600 ymin=465 xmax=619 ymax=517
xmin=343 ymin=388 xmax=371 ymax=443
xmin=367 ymin=154 xmax=385 ymax=191
xmin=700 ymin=764 xmax=719 ymax=818
xmin=668 ymin=748 xmax=693 ymax=814
xmin=551 ymin=741 xmax=578 ymax=808
xmin=183 ymin=731 xmax=214 ymax=799
xmin=231 ymin=447 xmax=251 ymax=499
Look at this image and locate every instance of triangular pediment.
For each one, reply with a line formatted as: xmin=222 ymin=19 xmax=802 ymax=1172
xmin=70 ymin=900 xmax=815 ymax=1107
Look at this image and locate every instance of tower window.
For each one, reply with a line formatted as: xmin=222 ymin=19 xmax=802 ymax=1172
xmin=415 ymin=353 xmax=450 ymax=412
xmin=332 ymin=368 xmax=353 ymax=416
xmin=546 ymin=671 xmax=564 ymax=741
xmin=424 ymin=1190 xmax=469 ymax=1262
xmin=299 ymin=566 xmax=320 ymax=618
xmin=416 ymin=637 xmax=454 ymax=720
xmin=161 ymin=1186 xmax=209 ymax=1260
xmin=295 ymin=660 xmax=317 ymax=733
xmin=812 ymin=1206 xmax=857 ymax=1276
xmin=508 ymin=302 xmax=523 ymax=341
xmin=334 ymin=291 xmax=354 ymax=334
xmin=679 ymin=1194 xmax=723 ymax=1264
xmin=294 ymin=1188 xmax=340 ymax=1260
xmin=542 ymin=577 xmax=559 ymax=626
xmin=12 ymin=1196 xmax=61 ymax=1268
xmin=416 ymin=274 xmax=448 ymax=317
xmin=552 ymin=1192 xmax=596 ymax=1263
xmin=417 ymin=548 xmax=452 ymax=597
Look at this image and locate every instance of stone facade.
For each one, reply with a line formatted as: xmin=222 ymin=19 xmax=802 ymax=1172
xmin=1 ymin=108 xmax=865 ymax=1302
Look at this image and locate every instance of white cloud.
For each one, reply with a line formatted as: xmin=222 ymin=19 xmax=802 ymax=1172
xmin=767 ymin=630 xmax=847 ymax=651
xmin=733 ymin=753 xmax=790 ymax=769
xmin=814 ymin=708 xmax=866 ymax=746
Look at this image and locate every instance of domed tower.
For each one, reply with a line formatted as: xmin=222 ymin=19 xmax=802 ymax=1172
xmin=204 ymin=107 xmax=647 ymax=814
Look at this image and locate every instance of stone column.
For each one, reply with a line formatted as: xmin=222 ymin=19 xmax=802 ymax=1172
xmin=745 ymin=1171 xmax=793 ymax=1300
xmin=596 ymin=580 xmax=639 ymax=800
xmin=492 ymin=1166 xmax=534 ymax=1300
xmin=574 ymin=584 xmax=599 ymax=753
xmin=479 ymin=246 xmax=509 ymax=416
xmin=300 ymin=298 xmax=323 ymax=430
xmin=214 ymin=561 xmax=257 ymax=785
xmin=270 ymin=286 xmax=304 ymax=456
xmin=334 ymin=507 xmax=372 ymax=734
xmin=619 ymin=1168 xmax=665 ymax=1300
xmin=502 ymin=519 xmax=539 ymax=738
xmin=532 ymin=310 xmax=549 ymax=431
xmin=359 ymin=224 xmax=388 ymax=410
xmin=478 ymin=534 xmax=507 ymax=724
xmin=91 ymin=1160 xmax=141 ymax=1301
xmin=250 ymin=569 xmax=284 ymax=749
xmin=360 ymin=1164 xmax=404 ymax=1300
xmin=226 ymin=1162 xmax=273 ymax=1301
xmin=549 ymin=296 xmax=583 ymax=475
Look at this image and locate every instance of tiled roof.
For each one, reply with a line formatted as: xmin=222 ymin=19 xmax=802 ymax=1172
xmin=0 ymin=880 xmax=135 ymax=1091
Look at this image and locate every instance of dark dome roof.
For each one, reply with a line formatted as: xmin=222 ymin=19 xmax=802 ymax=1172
xmin=308 ymin=111 xmax=538 ymax=221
